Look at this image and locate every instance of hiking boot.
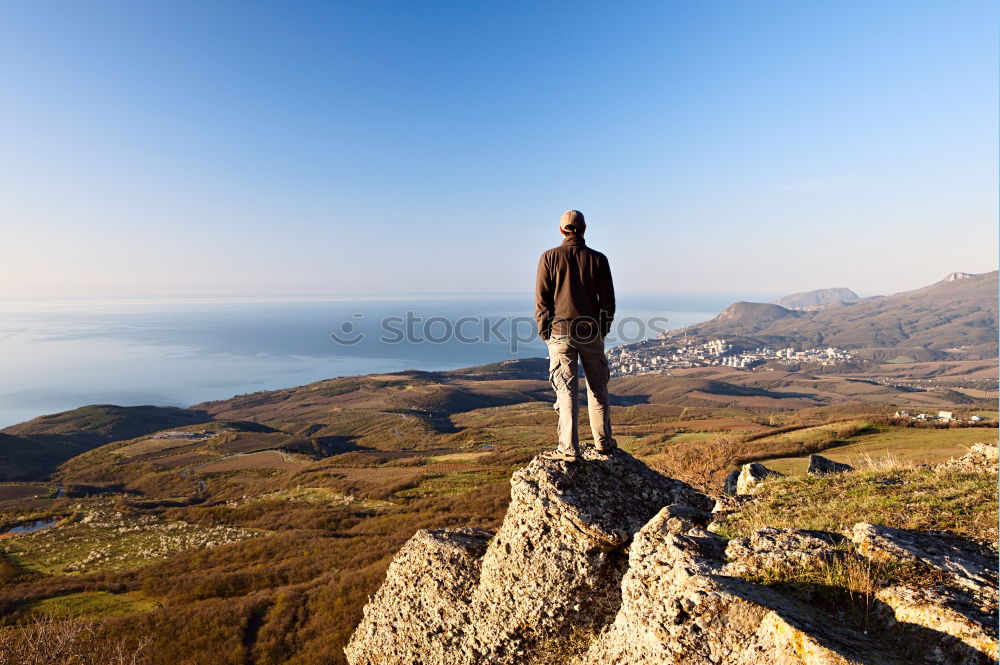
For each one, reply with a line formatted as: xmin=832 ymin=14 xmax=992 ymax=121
xmin=594 ymin=439 xmax=618 ymax=454
xmin=541 ymin=450 xmax=580 ymax=463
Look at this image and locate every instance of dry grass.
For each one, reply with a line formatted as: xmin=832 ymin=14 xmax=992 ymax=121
xmin=714 ymin=464 xmax=998 ymax=544
xmin=647 ymin=434 xmax=753 ymax=493
xmin=742 ymin=547 xmax=945 ymax=634
xmin=0 ymin=614 xmax=150 ymax=665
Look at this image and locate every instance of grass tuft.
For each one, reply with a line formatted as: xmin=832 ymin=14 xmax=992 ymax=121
xmin=713 ymin=466 xmax=997 ymax=544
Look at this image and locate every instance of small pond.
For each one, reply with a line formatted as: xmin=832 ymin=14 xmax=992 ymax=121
xmin=1 ymin=518 xmax=58 ymax=535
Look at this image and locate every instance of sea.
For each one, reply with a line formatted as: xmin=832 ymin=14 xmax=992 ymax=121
xmin=0 ymin=293 xmax=759 ymax=428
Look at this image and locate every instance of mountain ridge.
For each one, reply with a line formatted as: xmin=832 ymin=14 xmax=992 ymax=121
xmin=664 ymin=271 xmax=998 ymax=360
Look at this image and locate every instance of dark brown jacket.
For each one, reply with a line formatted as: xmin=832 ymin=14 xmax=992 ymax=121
xmin=535 ymin=235 xmax=615 ymax=340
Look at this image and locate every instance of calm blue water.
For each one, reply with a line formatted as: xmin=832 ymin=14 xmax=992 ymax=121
xmin=0 ymin=294 xmax=748 ymax=428
xmin=2 ymin=519 xmax=57 ymax=535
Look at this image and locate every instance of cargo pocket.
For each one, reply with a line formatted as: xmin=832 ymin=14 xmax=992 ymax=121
xmin=548 ymin=350 xmax=574 ymax=403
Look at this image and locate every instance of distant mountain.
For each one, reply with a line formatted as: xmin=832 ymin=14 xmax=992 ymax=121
xmin=0 ymin=404 xmax=211 ymax=481
xmin=774 ymin=287 xmax=859 ymax=311
xmin=711 ymin=302 xmax=800 ymax=332
xmin=666 ymin=271 xmax=999 ymax=361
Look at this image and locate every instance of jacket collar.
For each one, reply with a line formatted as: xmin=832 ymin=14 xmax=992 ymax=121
xmin=562 ymin=235 xmax=586 ymax=246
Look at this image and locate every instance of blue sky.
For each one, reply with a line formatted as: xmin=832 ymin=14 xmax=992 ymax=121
xmin=1 ymin=1 xmax=996 ymax=300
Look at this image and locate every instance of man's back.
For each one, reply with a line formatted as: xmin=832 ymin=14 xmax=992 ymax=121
xmin=535 ymin=210 xmax=617 ymax=462
xmin=535 ymin=235 xmax=615 ymax=339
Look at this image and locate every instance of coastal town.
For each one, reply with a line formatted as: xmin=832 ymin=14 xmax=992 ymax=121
xmin=607 ymin=337 xmax=855 ymax=376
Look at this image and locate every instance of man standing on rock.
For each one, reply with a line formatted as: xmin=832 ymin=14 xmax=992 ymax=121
xmin=535 ymin=209 xmax=617 ymax=462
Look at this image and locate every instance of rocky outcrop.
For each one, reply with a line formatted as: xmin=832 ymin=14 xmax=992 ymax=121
xmin=851 ymin=523 xmax=998 ymax=605
xmin=346 ymin=452 xmax=997 ymax=665
xmin=736 ymin=462 xmax=784 ymax=495
xmin=875 ymin=585 xmax=997 ymax=665
xmin=935 ymin=443 xmax=998 ymax=474
xmin=583 ymin=520 xmax=997 ymax=665
xmin=582 ymin=517 xmax=901 ymax=665
xmin=807 ymin=454 xmax=853 ymax=474
xmin=345 ymin=449 xmax=710 ymax=665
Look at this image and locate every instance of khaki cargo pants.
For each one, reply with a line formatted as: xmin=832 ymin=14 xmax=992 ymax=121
xmin=545 ymin=334 xmax=614 ymax=456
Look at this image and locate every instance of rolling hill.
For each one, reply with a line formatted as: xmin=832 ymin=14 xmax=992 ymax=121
xmin=0 ymin=404 xmax=211 ymax=481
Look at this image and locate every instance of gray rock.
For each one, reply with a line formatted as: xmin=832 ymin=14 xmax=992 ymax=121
xmin=935 ymin=443 xmax=999 ymax=474
xmin=851 ymin=522 xmax=998 ymax=604
xmin=343 ymin=528 xmax=491 ymax=665
xmin=736 ymin=462 xmax=784 ymax=495
xmin=875 ymin=585 xmax=997 ymax=664
xmin=850 ymin=525 xmax=999 ymax=663
xmin=807 ymin=454 xmax=854 ymax=474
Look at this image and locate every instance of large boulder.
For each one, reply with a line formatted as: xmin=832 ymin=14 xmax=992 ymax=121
xmin=344 ymin=528 xmax=491 ymax=665
xmin=723 ymin=526 xmax=845 ymax=577
xmin=723 ymin=468 xmax=741 ymax=495
xmin=851 ymin=522 xmax=998 ymax=604
xmin=850 ymin=523 xmax=998 ymax=664
xmin=583 ymin=518 xmax=997 ymax=665
xmin=875 ymin=585 xmax=997 ymax=665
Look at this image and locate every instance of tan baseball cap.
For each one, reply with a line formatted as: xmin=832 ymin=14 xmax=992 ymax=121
xmin=560 ymin=209 xmax=586 ymax=233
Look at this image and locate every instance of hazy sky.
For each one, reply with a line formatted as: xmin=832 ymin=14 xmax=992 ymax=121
xmin=1 ymin=1 xmax=996 ymax=301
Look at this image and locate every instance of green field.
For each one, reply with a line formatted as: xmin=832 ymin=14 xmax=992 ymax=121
xmin=395 ymin=470 xmax=506 ymax=499
xmin=0 ymin=506 xmax=261 ymax=575
xmin=763 ymin=425 xmax=994 ymax=474
xmin=25 ymin=591 xmax=159 ymax=618
xmin=669 ymin=431 xmax=737 ymax=444
xmin=749 ymin=420 xmax=871 ymax=447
